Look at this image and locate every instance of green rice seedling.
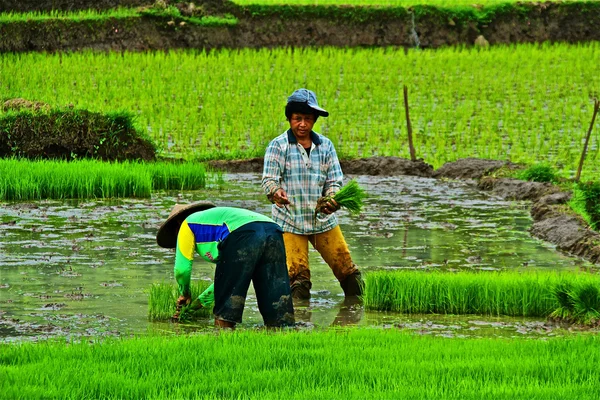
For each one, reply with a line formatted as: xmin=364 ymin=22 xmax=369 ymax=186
xmin=569 ymin=284 xmax=600 ymax=325
xmin=2 ymin=44 xmax=600 ymax=180
xmin=364 ymin=270 xmax=600 ymax=322
xmin=516 ymin=163 xmax=557 ymax=183
xmin=0 ymin=159 xmax=209 ymax=200
xmin=2 ymin=329 xmax=600 ymax=399
xmin=148 ymin=281 xmax=212 ymax=321
xmin=316 ymin=179 xmax=366 ymax=215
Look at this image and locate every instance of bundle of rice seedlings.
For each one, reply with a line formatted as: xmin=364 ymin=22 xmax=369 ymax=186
xmin=316 ymin=179 xmax=366 ymax=216
xmin=148 ymin=281 xmax=212 ymax=322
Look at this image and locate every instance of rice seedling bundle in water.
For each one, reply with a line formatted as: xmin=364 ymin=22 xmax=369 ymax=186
xmin=148 ymin=281 xmax=212 ymax=321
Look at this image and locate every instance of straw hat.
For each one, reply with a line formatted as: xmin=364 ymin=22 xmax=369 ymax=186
xmin=156 ymin=201 xmax=216 ymax=249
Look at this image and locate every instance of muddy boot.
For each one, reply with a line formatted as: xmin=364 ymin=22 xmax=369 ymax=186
xmin=290 ymin=280 xmax=311 ymax=300
xmin=340 ymin=271 xmax=364 ymax=297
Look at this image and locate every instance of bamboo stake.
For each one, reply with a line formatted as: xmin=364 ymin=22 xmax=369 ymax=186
xmin=575 ymin=99 xmax=600 ymax=182
xmin=403 ymin=85 xmax=416 ymax=161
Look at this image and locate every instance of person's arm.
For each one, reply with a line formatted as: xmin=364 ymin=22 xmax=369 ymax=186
xmin=262 ymin=140 xmax=285 ymax=196
xmin=197 ymin=283 xmax=214 ymax=307
xmin=322 ymin=141 xmax=343 ymax=198
xmin=174 ymin=220 xmax=195 ymax=298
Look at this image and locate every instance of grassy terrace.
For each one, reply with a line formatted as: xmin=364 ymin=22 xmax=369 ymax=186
xmin=233 ymin=0 xmax=592 ymax=5
xmin=0 ymin=8 xmax=238 ymax=26
xmin=2 ymin=44 xmax=599 ymax=180
xmin=2 ymin=329 xmax=599 ymax=399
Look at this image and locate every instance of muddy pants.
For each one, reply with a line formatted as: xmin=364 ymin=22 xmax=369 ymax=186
xmin=213 ymin=222 xmax=294 ymax=326
xmin=283 ymin=225 xmax=360 ymax=293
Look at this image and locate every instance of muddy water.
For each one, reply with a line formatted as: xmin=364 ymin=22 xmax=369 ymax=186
xmin=0 ymin=174 xmax=593 ymax=341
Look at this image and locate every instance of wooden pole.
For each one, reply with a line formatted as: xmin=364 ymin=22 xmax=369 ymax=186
xmin=403 ymin=85 xmax=416 ymax=161
xmin=575 ymin=99 xmax=600 ymax=182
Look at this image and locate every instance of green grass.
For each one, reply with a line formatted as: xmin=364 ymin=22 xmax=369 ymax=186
xmin=149 ymin=281 xmax=212 ymax=321
xmin=0 ymin=8 xmax=238 ymax=26
xmin=363 ymin=270 xmax=600 ymax=323
xmin=232 ymin=0 xmax=592 ymax=6
xmin=0 ymin=158 xmax=210 ymax=200
xmin=1 ymin=329 xmax=599 ymax=399
xmin=2 ymin=44 xmax=598 ymax=180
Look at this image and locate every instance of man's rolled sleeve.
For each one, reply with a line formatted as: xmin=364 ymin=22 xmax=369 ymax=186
xmin=262 ymin=140 xmax=285 ymax=196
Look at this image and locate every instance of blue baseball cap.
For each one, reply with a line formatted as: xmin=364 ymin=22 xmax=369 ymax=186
xmin=287 ymin=88 xmax=329 ymax=117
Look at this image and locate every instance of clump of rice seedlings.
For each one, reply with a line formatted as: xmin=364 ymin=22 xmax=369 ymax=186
xmin=0 ymin=158 xmax=209 ymax=200
xmin=516 ymin=163 xmax=557 ymax=183
xmin=549 ymin=282 xmax=575 ymax=321
xmin=364 ymin=270 xmax=600 ymax=324
xmin=148 ymin=281 xmax=212 ymax=322
xmin=316 ymin=179 xmax=366 ymax=215
xmin=569 ymin=284 xmax=600 ymax=325
xmin=576 ymin=181 xmax=600 ymax=231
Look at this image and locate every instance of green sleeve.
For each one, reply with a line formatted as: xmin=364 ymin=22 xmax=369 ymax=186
xmin=197 ymin=283 xmax=214 ymax=307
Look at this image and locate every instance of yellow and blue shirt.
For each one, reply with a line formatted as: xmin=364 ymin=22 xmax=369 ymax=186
xmin=174 ymin=207 xmax=273 ymax=304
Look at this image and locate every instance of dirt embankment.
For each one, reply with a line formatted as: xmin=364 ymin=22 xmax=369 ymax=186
xmin=208 ymin=156 xmax=600 ymax=265
xmin=0 ymin=2 xmax=599 ymax=52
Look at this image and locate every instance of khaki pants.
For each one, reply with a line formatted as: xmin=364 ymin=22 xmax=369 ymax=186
xmin=283 ymin=225 xmax=359 ymax=286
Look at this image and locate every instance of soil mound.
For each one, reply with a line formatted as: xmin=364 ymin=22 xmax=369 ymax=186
xmin=433 ymin=158 xmax=522 ymax=180
xmin=477 ymin=177 xmax=561 ymax=202
xmin=0 ymin=105 xmax=156 ymax=161
xmin=340 ymin=157 xmax=433 ymax=177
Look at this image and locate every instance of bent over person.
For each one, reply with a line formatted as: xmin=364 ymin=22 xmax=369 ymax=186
xmin=156 ymin=201 xmax=295 ymax=329
xmin=261 ymin=88 xmax=363 ymax=300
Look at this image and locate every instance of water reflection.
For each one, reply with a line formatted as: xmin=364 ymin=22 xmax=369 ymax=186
xmin=0 ymin=173 xmax=594 ymax=341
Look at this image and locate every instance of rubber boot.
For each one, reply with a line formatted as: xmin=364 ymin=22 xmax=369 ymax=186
xmin=290 ymin=280 xmax=311 ymax=300
xmin=340 ymin=271 xmax=364 ymax=297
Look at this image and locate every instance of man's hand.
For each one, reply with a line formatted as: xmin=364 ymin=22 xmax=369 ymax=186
xmin=317 ymin=197 xmax=340 ymax=215
xmin=190 ymin=299 xmax=204 ymax=310
xmin=172 ymin=295 xmax=191 ymax=322
xmin=268 ymin=188 xmax=290 ymax=208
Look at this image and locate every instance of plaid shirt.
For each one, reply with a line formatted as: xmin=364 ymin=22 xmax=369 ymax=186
xmin=262 ymin=129 xmax=343 ymax=235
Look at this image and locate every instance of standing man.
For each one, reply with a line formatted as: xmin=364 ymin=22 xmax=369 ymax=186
xmin=156 ymin=201 xmax=295 ymax=329
xmin=262 ymin=88 xmax=363 ymax=300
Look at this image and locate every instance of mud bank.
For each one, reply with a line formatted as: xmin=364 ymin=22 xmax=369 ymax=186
xmin=1 ymin=2 xmax=599 ymax=52
xmin=208 ymin=156 xmax=600 ymax=265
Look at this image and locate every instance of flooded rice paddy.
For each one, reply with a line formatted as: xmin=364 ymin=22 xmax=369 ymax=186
xmin=0 ymin=174 xmax=594 ymax=342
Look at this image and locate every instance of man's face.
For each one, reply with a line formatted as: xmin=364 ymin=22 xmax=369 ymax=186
xmin=289 ymin=113 xmax=316 ymax=141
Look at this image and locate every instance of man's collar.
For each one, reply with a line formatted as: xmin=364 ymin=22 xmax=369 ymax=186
xmin=287 ymin=129 xmax=322 ymax=145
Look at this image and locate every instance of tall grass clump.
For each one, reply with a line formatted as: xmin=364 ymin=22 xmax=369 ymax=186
xmin=149 ymin=281 xmax=212 ymax=321
xmin=516 ymin=163 xmax=557 ymax=183
xmin=364 ymin=270 xmax=600 ymax=324
xmin=0 ymin=159 xmax=209 ymax=200
xmin=576 ymin=181 xmax=600 ymax=231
